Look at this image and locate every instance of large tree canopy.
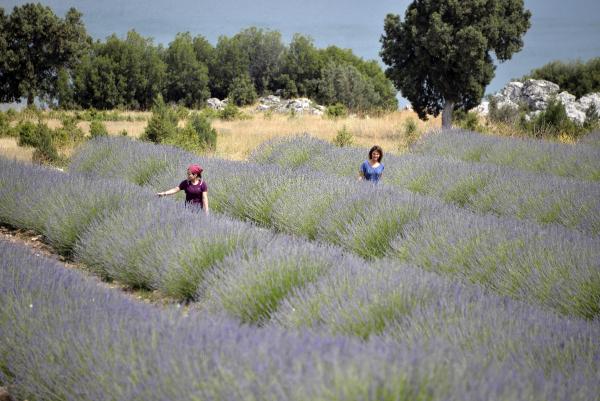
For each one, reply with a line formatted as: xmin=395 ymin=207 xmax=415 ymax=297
xmin=381 ymin=0 xmax=531 ymax=127
xmin=0 ymin=3 xmax=89 ymax=105
xmin=164 ymin=32 xmax=210 ymax=108
xmin=73 ymin=31 xmax=166 ymax=110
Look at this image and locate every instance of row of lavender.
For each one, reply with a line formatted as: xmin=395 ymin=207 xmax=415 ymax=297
xmin=0 ymin=240 xmax=457 ymax=401
xmin=412 ymin=128 xmax=600 ymax=181
xmin=249 ymin=134 xmax=600 ymax=236
xmin=580 ymin=130 xmax=600 ymax=147
xmin=2 ymin=228 xmax=600 ymax=400
xmin=67 ymin=137 xmax=600 ymax=319
xmin=3 ymin=155 xmax=597 ymax=330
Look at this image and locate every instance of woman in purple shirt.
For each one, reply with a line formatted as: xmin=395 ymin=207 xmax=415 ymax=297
xmin=358 ymin=145 xmax=384 ymax=183
xmin=157 ymin=164 xmax=209 ymax=215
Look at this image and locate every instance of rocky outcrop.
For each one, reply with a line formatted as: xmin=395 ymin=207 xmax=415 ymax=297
xmin=257 ymin=96 xmax=326 ymax=115
xmin=206 ymin=98 xmax=227 ymax=110
xmin=476 ymin=79 xmax=600 ymax=125
xmin=206 ymin=95 xmax=326 ymax=115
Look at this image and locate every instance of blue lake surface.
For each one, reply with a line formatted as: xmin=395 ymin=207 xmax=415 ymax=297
xmin=1 ymin=0 xmax=599 ymax=107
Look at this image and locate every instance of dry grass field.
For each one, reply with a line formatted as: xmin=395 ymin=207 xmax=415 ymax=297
xmin=1 ymin=108 xmax=440 ymax=162
xmin=212 ymin=109 xmax=439 ymax=159
xmin=0 ymin=137 xmax=34 ymax=162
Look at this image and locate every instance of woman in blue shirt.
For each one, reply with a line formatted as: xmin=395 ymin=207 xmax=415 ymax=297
xmin=358 ymin=145 xmax=384 ymax=183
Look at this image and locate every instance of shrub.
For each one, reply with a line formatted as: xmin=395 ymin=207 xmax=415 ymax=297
xmin=17 ymin=121 xmax=41 ymax=147
xmin=89 ymin=120 xmax=109 ymax=138
xmin=164 ymin=125 xmax=206 ymax=154
xmin=189 ymin=113 xmax=217 ymax=151
xmin=325 ymin=103 xmax=348 ymax=119
xmin=332 ymin=125 xmax=353 ymax=147
xmin=143 ymin=95 xmax=179 ymax=143
xmin=584 ymin=103 xmax=600 ymax=130
xmin=175 ymin=105 xmax=190 ymax=120
xmin=523 ymin=99 xmax=581 ymax=138
xmin=453 ymin=109 xmax=484 ymax=132
xmin=120 ymin=129 xmax=128 ymax=136
xmin=0 ymin=112 xmax=13 ymax=137
xmin=5 ymin=108 xmax=18 ymax=120
xmin=218 ymin=102 xmax=241 ymax=121
xmin=53 ymin=116 xmax=85 ymax=148
xmin=488 ymin=98 xmax=522 ymax=125
xmin=402 ymin=117 xmax=419 ymax=147
xmin=16 ymin=121 xmax=60 ymax=164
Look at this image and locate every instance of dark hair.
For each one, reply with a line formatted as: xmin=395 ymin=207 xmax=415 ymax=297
xmin=368 ymin=145 xmax=383 ymax=162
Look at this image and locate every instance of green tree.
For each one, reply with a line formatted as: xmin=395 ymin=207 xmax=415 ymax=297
xmin=234 ymin=27 xmax=285 ymax=95
xmin=278 ymin=34 xmax=323 ymax=97
xmin=524 ymin=58 xmax=600 ymax=98
xmin=73 ymin=31 xmax=166 ymax=109
xmin=381 ymin=0 xmax=531 ymax=127
xmin=320 ymin=46 xmax=398 ymax=110
xmin=228 ymin=73 xmax=258 ymax=106
xmin=210 ymin=36 xmax=250 ymax=99
xmin=73 ymin=51 xmax=121 ymax=109
xmin=1 ymin=4 xmax=89 ymax=105
xmin=317 ymin=63 xmax=381 ymax=111
xmin=55 ymin=67 xmax=75 ymax=109
xmin=0 ymin=10 xmax=10 ymax=96
xmin=164 ymin=32 xmax=210 ymax=108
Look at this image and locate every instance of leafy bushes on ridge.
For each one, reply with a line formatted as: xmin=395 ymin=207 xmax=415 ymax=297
xmin=523 ymin=57 xmax=600 ymax=98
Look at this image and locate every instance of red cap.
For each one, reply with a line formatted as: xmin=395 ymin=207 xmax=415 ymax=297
xmin=188 ymin=164 xmax=203 ymax=175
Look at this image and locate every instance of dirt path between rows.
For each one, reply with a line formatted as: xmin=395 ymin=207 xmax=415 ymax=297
xmin=0 ymin=225 xmax=180 ymax=305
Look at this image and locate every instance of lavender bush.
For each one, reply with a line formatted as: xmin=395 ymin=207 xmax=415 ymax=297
xmin=274 ymin=256 xmax=600 ymax=380
xmin=250 ymin=135 xmax=600 ymax=235
xmin=201 ymin=237 xmax=344 ymax=324
xmin=0 ymin=159 xmax=64 ymax=231
xmin=65 ymin=139 xmax=600 ymax=318
xmin=2 ymin=240 xmax=599 ymax=401
xmin=0 ymin=158 xmax=146 ymax=255
xmin=413 ymin=128 xmax=600 ymax=181
xmin=579 ymin=130 xmax=600 ymax=147
xmin=76 ymin=201 xmax=273 ymax=299
xmin=392 ymin=212 xmax=600 ymax=319
xmin=0 ymin=240 xmax=431 ymax=401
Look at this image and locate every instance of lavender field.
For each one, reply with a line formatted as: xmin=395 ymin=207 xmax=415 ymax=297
xmin=1 ymin=131 xmax=600 ymax=400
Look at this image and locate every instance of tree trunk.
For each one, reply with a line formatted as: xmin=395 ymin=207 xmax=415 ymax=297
xmin=441 ymin=100 xmax=454 ymax=128
xmin=27 ymin=92 xmax=34 ymax=107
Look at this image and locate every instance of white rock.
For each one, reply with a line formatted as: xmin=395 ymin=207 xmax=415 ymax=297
xmin=473 ymin=100 xmax=490 ymax=116
xmin=206 ymin=98 xmax=224 ymax=110
xmin=579 ymin=93 xmax=600 ymax=112
xmin=564 ymin=103 xmax=587 ymax=125
xmin=499 ymin=81 xmax=524 ymax=103
xmin=521 ymin=79 xmax=560 ymax=110
xmin=556 ymin=91 xmax=576 ymax=105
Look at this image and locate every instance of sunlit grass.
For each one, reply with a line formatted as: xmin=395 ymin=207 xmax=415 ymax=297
xmin=0 ymin=108 xmax=440 ymax=162
xmin=212 ymin=109 xmax=439 ymax=159
xmin=0 ymin=137 xmax=33 ymax=162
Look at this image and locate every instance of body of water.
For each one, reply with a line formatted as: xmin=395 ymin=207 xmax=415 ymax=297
xmin=1 ymin=0 xmax=599 ymax=107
